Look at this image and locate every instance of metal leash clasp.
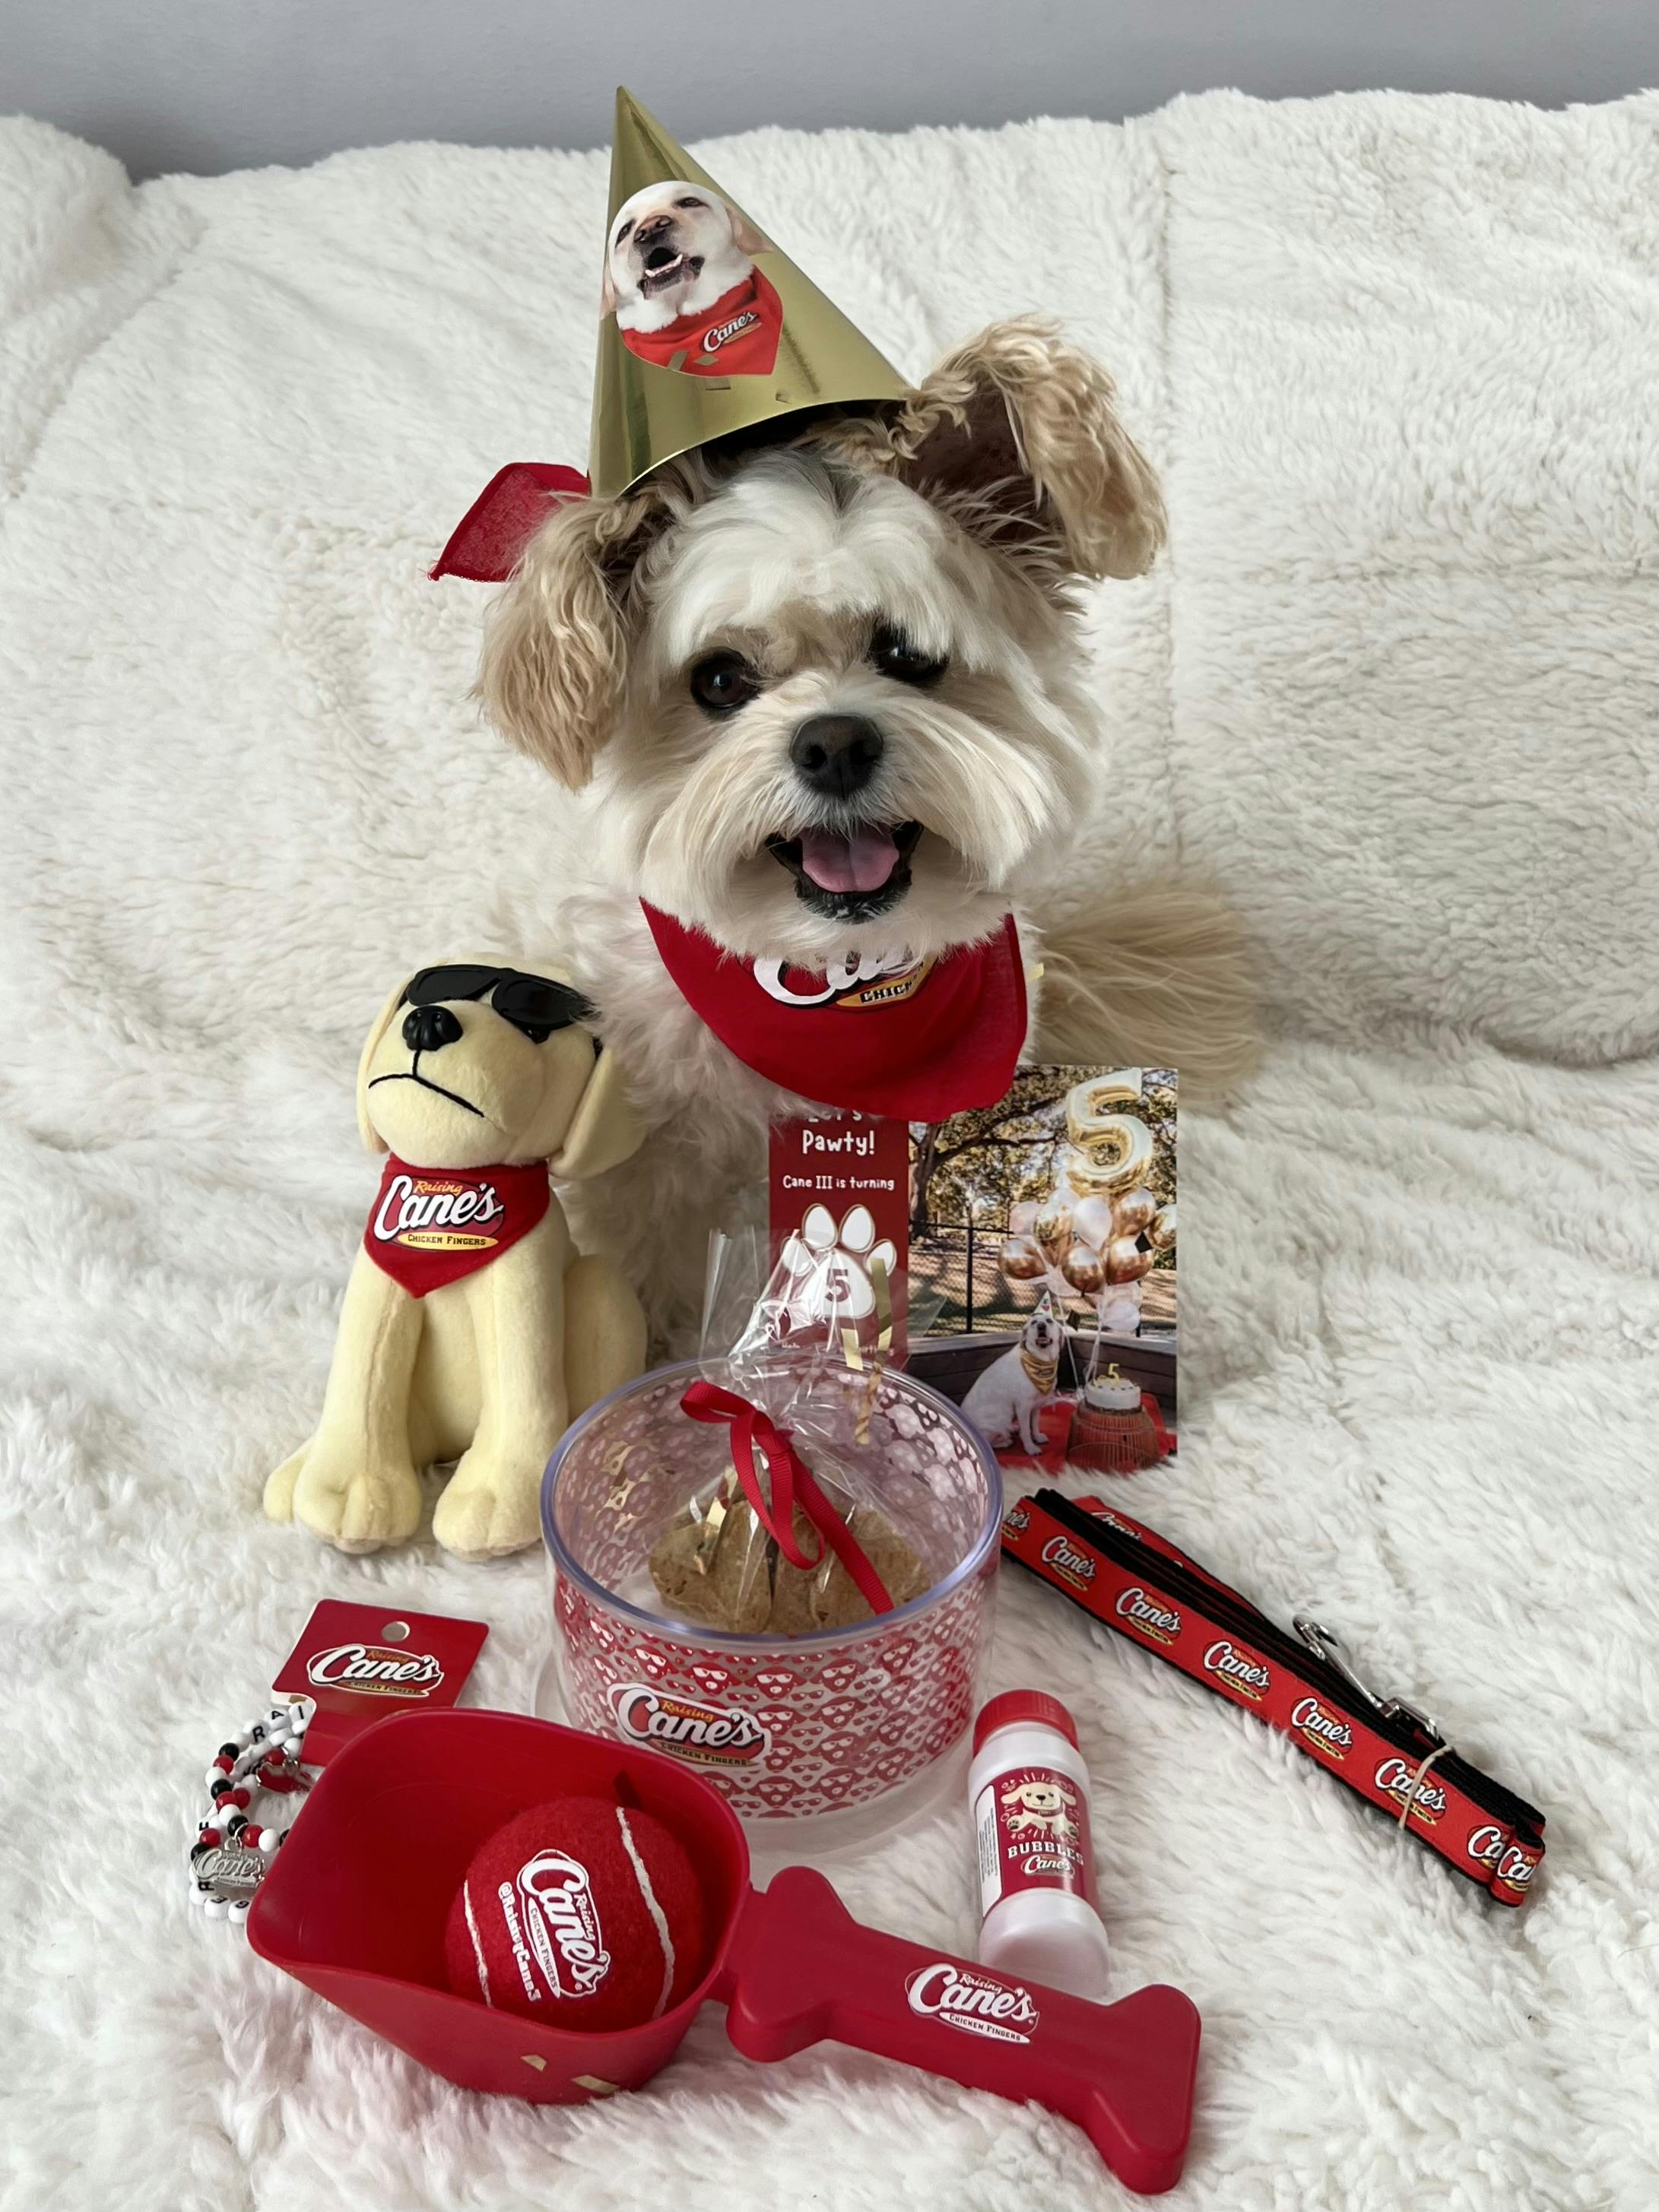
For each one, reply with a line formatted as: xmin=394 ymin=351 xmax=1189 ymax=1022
xmin=1293 ymin=1618 xmax=1445 ymax=1743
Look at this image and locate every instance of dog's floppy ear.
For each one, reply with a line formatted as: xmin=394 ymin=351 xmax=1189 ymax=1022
xmin=549 ymin=1046 xmax=646 ymax=1182
xmin=728 ymin=208 xmax=769 ymax=258
xmin=354 ymin=977 xmax=411 ymax=1154
xmin=475 ymin=485 xmax=667 ymax=789
xmin=890 ymin=316 xmax=1165 ymax=582
xmin=599 ymin=258 xmax=620 ymax=317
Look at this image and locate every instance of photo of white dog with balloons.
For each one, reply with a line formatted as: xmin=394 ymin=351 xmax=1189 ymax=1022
xmin=908 ymin=1066 xmax=1176 ymax=1468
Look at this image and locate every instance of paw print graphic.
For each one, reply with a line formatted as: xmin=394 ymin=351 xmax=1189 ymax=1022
xmin=779 ymin=1203 xmax=898 ymax=1326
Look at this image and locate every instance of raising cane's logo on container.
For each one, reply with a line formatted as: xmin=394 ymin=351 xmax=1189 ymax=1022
xmin=1374 ymin=1757 xmax=1448 ymax=1824
xmin=906 ymin=1962 xmax=1040 ymax=2043
xmin=1202 ymin=1639 xmax=1271 ymax=1703
xmin=1467 ymin=1826 xmax=1538 ymax=1891
xmin=501 ymin=1850 xmax=612 ymax=2001
xmin=1002 ymin=1504 xmax=1031 ymax=1536
xmin=1289 ymin=1694 xmax=1354 ymax=1760
xmin=611 ymin=1684 xmax=770 ymax=1767
xmin=306 ymin=1643 xmax=445 ymax=1697
xmin=1115 ymin=1586 xmax=1182 ymax=1645
xmin=1039 ymin=1534 xmax=1097 ymax=1592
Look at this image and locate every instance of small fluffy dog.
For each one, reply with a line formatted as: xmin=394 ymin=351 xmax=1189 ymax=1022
xmin=265 ymin=964 xmax=646 ymax=1558
xmin=477 ymin=319 xmax=1253 ymax=1340
xmin=604 ymin=179 xmax=776 ymax=372
xmin=961 ymin=1303 xmax=1065 ymax=1456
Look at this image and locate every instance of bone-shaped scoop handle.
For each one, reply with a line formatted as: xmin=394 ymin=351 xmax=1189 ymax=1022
xmin=721 ymin=1865 xmax=1201 ymax=2195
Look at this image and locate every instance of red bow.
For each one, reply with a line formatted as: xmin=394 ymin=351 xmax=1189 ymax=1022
xmin=679 ymin=1379 xmax=896 ymax=1616
xmin=430 ymin=462 xmax=590 ymax=583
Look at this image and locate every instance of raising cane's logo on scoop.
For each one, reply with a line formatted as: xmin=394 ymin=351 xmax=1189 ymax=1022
xmin=906 ymin=1962 xmax=1040 ymax=2043
xmin=611 ymin=1685 xmax=770 ymax=1767
xmin=306 ymin=1643 xmax=445 ymax=1697
xmin=503 ymin=1850 xmax=612 ymax=2001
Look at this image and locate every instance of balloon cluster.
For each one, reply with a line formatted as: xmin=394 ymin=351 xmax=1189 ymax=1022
xmin=998 ymin=1075 xmax=1175 ymax=1326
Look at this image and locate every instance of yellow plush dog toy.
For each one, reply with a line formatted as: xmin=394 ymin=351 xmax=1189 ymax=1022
xmin=265 ymin=962 xmax=648 ymax=1559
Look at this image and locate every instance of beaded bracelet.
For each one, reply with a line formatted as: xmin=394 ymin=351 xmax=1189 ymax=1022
xmin=189 ymin=1697 xmax=316 ymax=1924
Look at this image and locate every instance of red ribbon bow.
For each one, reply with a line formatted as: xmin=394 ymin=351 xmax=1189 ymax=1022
xmin=679 ymin=1379 xmax=896 ymax=1616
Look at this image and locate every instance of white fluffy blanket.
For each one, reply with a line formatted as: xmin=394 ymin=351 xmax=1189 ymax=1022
xmin=3 ymin=90 xmax=1657 ymax=2212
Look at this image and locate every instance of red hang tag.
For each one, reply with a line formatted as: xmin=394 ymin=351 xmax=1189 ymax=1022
xmin=271 ymin=1600 xmax=490 ymax=1764
xmin=768 ymin=1113 xmax=910 ymax=1360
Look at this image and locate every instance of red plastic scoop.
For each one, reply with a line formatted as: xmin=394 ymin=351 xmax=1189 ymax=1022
xmin=247 ymin=1710 xmax=1200 ymax=2195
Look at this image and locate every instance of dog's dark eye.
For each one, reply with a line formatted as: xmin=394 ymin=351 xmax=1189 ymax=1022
xmin=674 ymin=196 xmax=705 ymax=210
xmin=689 ymin=650 xmax=761 ymax=715
xmin=869 ymin=624 xmax=947 ymax=686
xmin=615 ymin=219 xmax=634 ymax=245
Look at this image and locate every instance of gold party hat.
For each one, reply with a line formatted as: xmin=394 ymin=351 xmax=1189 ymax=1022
xmin=589 ymin=88 xmax=909 ymax=499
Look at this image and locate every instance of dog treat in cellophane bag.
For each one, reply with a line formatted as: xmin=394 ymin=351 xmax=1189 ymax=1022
xmin=645 ymin=1232 xmax=934 ymax=1637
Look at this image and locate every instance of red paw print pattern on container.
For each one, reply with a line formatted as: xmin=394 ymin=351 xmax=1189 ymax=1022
xmin=542 ymin=1361 xmax=1001 ymax=1830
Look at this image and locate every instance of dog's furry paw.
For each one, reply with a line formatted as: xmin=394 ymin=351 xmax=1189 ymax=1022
xmin=284 ymin=1441 xmax=423 ymax=1554
xmin=433 ymin=1448 xmax=544 ymax=1561
xmin=262 ymin=1445 xmax=308 ymax=1523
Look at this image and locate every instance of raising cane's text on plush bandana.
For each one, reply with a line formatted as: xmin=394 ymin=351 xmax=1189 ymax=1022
xmin=363 ymin=1158 xmax=550 ymax=1298
xmin=642 ymin=904 xmax=1028 ymax=1119
xmin=618 ymin=268 xmax=785 ymax=379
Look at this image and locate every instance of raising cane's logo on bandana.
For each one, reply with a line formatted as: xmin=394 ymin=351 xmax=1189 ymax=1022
xmin=617 ymin=268 xmax=785 ymax=379
xmin=641 ymin=905 xmax=1027 ymax=1120
xmin=363 ymin=1156 xmax=550 ymax=1298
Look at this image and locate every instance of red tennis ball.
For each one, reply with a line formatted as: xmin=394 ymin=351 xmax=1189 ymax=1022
xmin=445 ymin=1794 xmax=707 ymax=2033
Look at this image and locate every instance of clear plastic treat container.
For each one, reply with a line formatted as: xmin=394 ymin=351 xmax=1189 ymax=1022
xmin=541 ymin=1355 xmax=1001 ymax=1851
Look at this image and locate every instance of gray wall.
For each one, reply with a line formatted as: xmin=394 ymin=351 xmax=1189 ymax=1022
xmin=4 ymin=0 xmax=1657 ymax=179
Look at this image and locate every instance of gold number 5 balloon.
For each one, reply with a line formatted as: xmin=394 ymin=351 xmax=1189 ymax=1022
xmin=1004 ymin=1072 xmax=1172 ymax=1329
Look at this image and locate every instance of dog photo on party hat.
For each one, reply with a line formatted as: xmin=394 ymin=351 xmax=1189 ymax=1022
xmin=437 ymin=89 xmax=1254 ymax=1345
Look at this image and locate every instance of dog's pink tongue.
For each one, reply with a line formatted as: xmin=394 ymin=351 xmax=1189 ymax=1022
xmin=798 ymin=826 xmax=899 ymax=893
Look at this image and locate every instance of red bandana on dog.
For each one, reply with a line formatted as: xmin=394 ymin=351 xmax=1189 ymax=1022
xmin=363 ymin=1157 xmax=550 ymax=1298
xmin=642 ymin=903 xmax=1027 ymax=1119
xmin=618 ymin=268 xmax=784 ymax=379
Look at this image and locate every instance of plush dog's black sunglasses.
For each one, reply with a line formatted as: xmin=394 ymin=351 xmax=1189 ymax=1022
xmin=402 ymin=965 xmax=598 ymax=1045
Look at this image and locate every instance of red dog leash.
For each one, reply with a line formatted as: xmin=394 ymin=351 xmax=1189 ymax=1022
xmin=1004 ymin=1491 xmax=1545 ymax=1907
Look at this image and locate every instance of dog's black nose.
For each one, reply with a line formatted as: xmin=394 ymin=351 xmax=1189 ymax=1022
xmin=402 ymin=1005 xmax=463 ymax=1055
xmin=635 ymin=213 xmax=673 ymax=243
xmin=789 ymin=715 xmax=884 ymax=800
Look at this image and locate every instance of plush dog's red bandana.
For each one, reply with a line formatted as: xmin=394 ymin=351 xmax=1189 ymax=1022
xmin=618 ymin=268 xmax=784 ymax=379
xmin=642 ymin=902 xmax=1027 ymax=1118
xmin=363 ymin=1156 xmax=550 ymax=1298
